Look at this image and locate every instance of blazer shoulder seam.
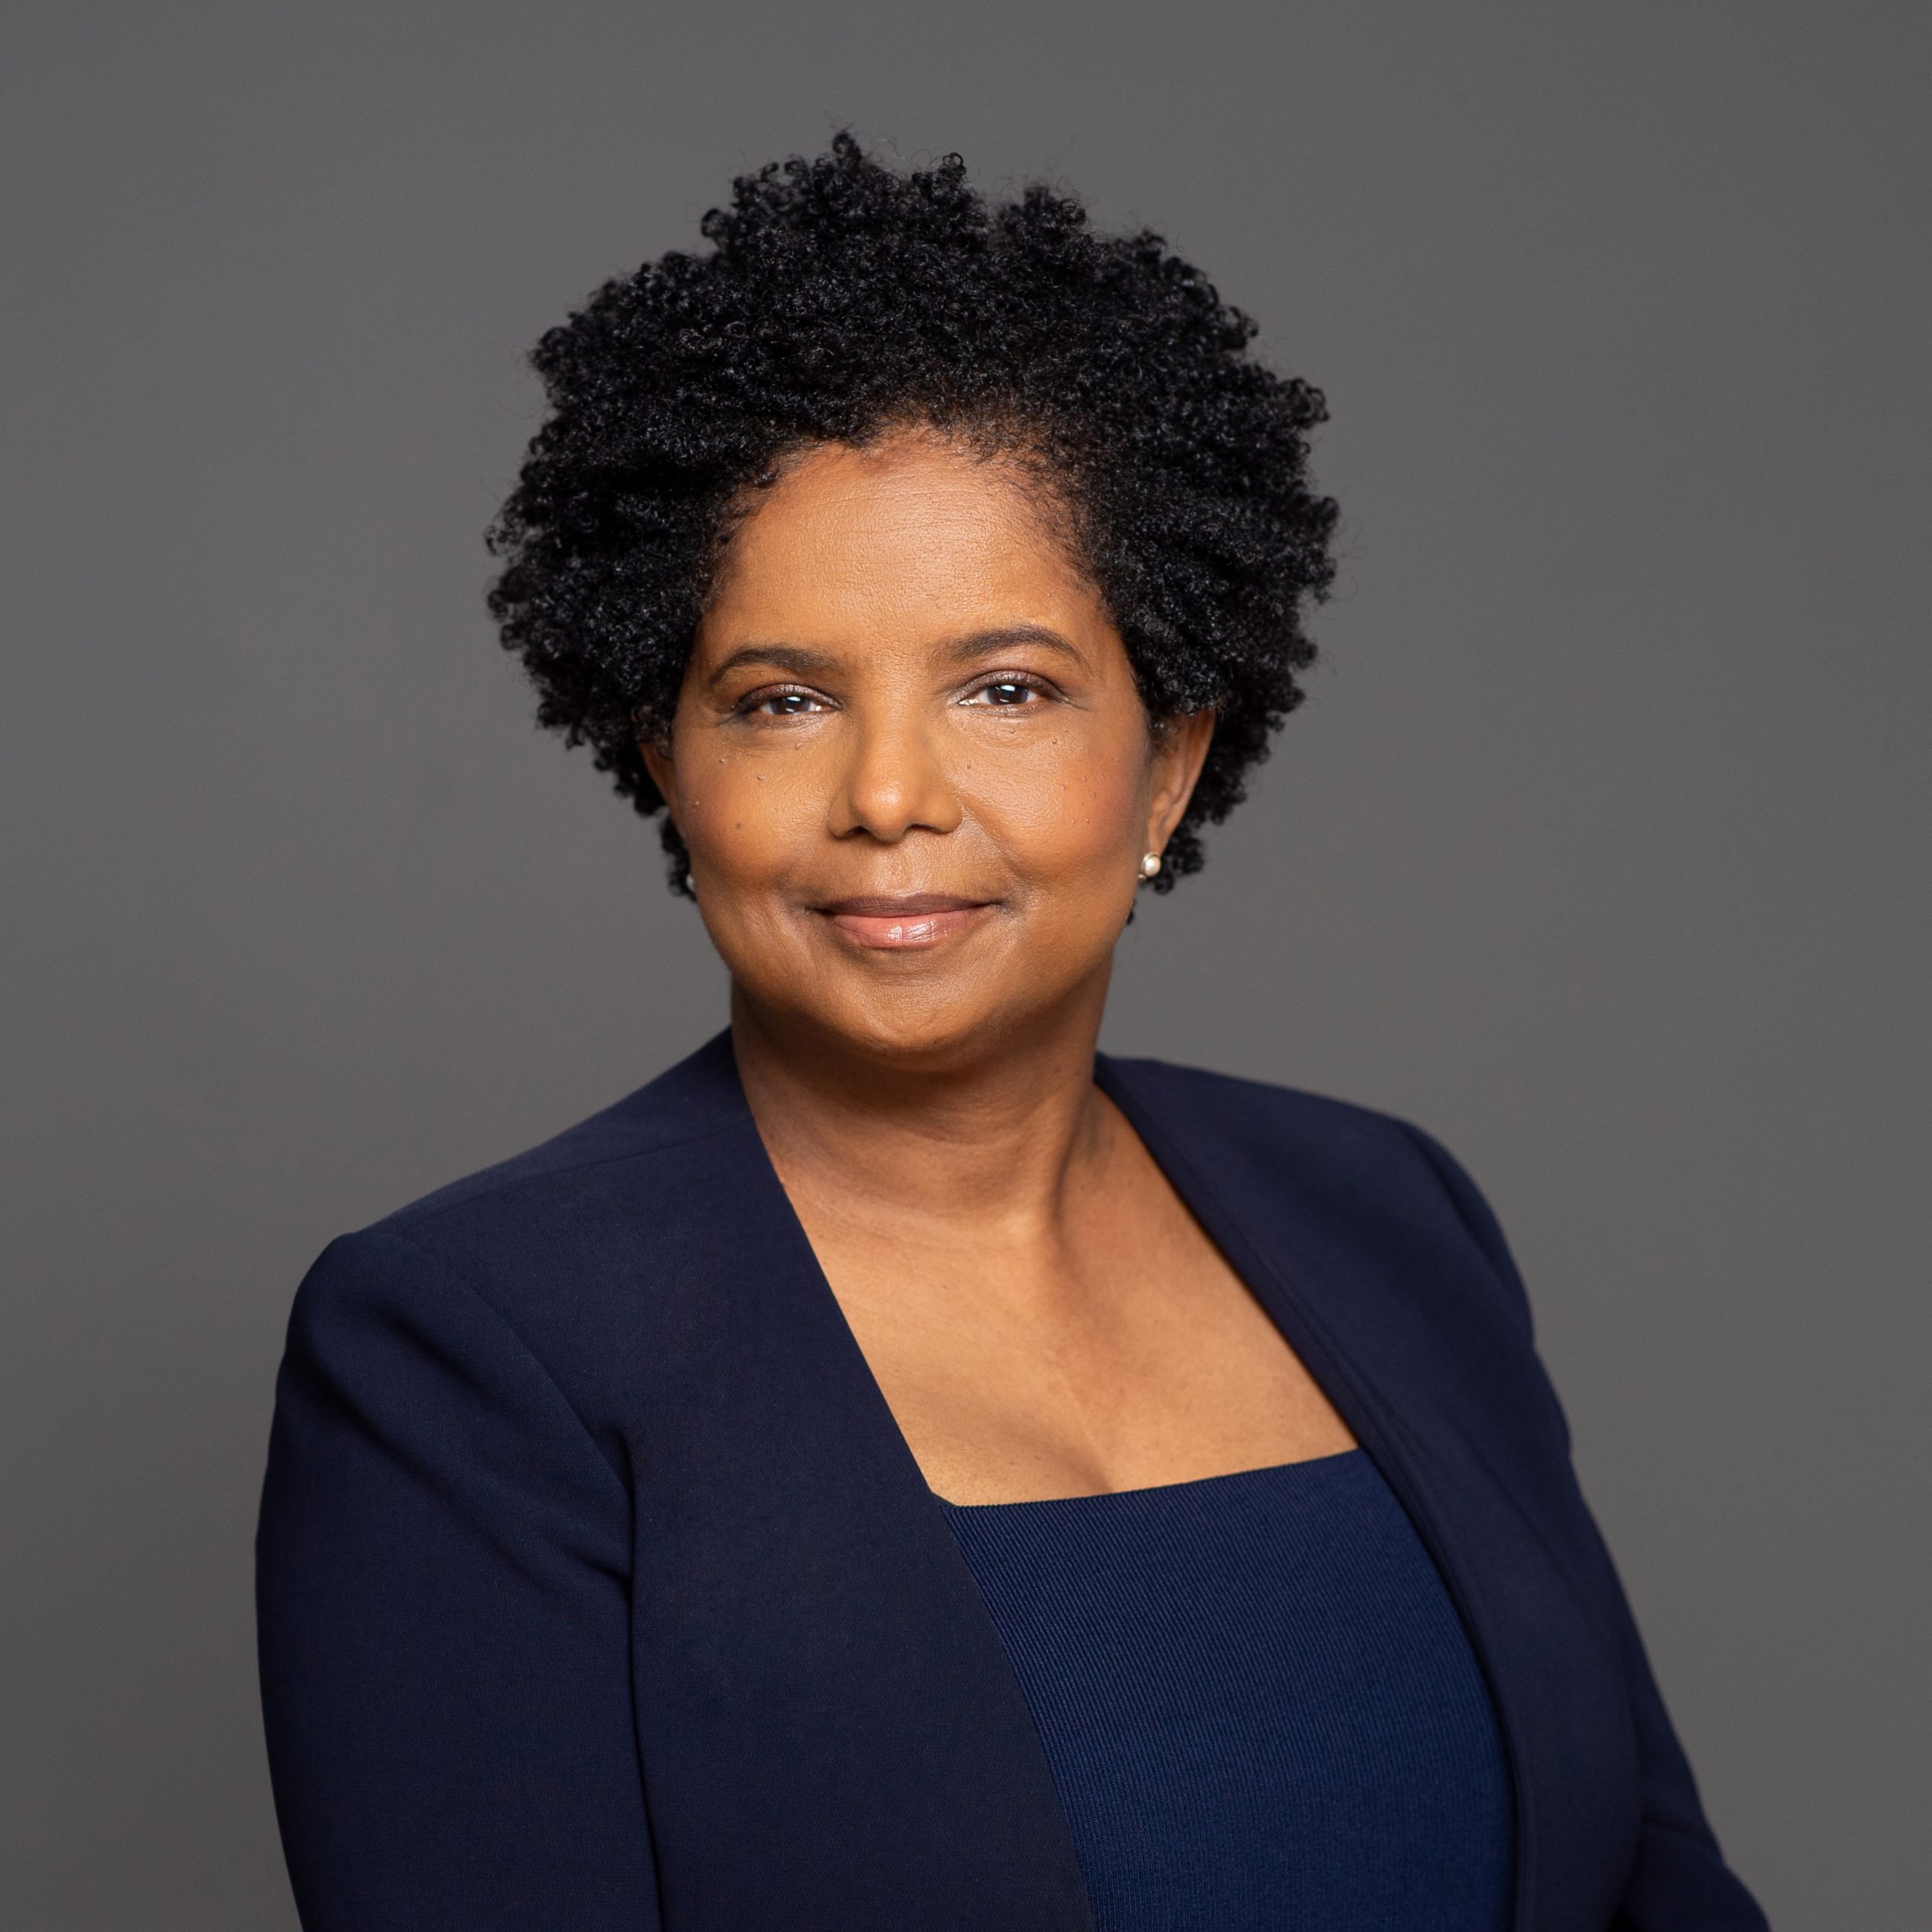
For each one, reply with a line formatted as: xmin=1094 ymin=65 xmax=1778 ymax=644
xmin=344 ymin=1222 xmax=633 ymax=1509
xmin=381 ymin=1112 xmax=747 ymax=1238
xmin=1389 ymin=1117 xmax=1537 ymax=1342
xmin=1106 ymin=1054 xmax=1401 ymax=1129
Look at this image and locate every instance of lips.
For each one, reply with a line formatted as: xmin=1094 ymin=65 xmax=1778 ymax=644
xmin=816 ymin=894 xmax=996 ymax=950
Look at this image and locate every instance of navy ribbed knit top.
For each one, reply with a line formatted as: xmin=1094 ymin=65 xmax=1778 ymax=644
xmin=938 ymin=1449 xmax=1512 ymax=1932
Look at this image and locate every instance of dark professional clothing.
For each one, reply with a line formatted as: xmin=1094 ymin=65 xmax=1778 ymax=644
xmin=938 ymin=1450 xmax=1512 ymax=1931
xmin=256 ymin=1029 xmax=1767 ymax=1931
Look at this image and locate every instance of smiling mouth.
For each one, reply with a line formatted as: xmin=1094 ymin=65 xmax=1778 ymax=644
xmin=816 ymin=894 xmax=998 ymax=950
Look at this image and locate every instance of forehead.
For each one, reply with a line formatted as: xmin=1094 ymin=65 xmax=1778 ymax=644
xmin=700 ymin=435 xmax=1106 ymax=647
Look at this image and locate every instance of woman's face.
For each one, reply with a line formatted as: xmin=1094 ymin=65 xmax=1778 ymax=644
xmin=642 ymin=432 xmax=1212 ymax=1068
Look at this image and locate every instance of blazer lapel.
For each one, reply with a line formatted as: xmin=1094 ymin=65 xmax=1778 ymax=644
xmin=1097 ymin=1053 xmax=1642 ymax=1932
xmin=617 ymin=1035 xmax=1094 ymax=1932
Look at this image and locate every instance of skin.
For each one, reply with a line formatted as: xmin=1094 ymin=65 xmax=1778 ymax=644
xmin=642 ymin=430 xmax=1353 ymax=1503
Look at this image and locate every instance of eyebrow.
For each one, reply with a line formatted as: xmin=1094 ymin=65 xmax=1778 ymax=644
xmin=704 ymin=626 xmax=1087 ymax=690
xmin=943 ymin=625 xmax=1087 ymax=666
xmin=703 ymin=643 xmax=841 ymax=689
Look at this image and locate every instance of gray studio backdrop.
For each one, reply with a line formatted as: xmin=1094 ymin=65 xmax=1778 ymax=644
xmin=4 ymin=5 xmax=1927 ymax=1927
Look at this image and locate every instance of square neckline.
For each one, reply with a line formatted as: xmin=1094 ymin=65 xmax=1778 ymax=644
xmin=931 ymin=1446 xmax=1367 ymax=1512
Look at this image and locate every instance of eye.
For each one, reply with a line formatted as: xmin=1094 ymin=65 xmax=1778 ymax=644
xmin=738 ymin=687 xmax=828 ymax=718
xmin=964 ymin=678 xmax=1048 ymax=709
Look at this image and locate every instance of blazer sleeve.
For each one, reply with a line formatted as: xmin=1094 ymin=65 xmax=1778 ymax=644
xmin=255 ymin=1226 xmax=661 ymax=1931
xmin=1401 ymin=1124 xmax=1769 ymax=1930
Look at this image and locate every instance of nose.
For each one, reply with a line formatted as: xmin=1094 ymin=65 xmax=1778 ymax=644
xmin=829 ymin=704 xmax=963 ymax=846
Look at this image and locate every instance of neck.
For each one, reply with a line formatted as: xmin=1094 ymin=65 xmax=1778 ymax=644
xmin=728 ymin=979 xmax=1116 ymax=1236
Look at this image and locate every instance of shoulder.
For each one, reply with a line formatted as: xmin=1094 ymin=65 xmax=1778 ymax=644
xmin=1100 ymin=1051 xmax=1480 ymax=1210
xmin=283 ymin=1032 xmax=751 ymax=1431
xmin=371 ymin=1028 xmax=747 ymax=1244
xmin=1100 ymin=1053 xmax=1537 ymax=1344
xmin=1101 ymin=1052 xmax=1412 ymax=1158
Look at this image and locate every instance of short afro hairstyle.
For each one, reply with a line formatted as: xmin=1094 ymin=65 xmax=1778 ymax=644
xmin=488 ymin=134 xmax=1337 ymax=894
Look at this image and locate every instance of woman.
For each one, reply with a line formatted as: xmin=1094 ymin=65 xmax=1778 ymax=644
xmin=257 ymin=138 xmax=1766 ymax=1930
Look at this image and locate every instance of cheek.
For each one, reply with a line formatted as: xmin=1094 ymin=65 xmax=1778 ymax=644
xmin=972 ymin=726 xmax=1150 ymax=877
xmin=677 ymin=743 xmax=824 ymax=881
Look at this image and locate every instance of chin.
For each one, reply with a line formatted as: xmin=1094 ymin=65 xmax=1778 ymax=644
xmin=766 ymin=979 xmax=1049 ymax=1073
xmin=829 ymin=1001 xmax=1007 ymax=1069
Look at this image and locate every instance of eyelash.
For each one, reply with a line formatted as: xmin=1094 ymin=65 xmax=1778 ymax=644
xmin=964 ymin=674 xmax=1054 ymax=708
xmin=733 ymin=674 xmax=1057 ymax=718
xmin=737 ymin=685 xmax=825 ymax=718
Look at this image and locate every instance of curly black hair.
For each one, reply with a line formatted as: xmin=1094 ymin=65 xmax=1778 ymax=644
xmin=488 ymin=134 xmax=1337 ymax=894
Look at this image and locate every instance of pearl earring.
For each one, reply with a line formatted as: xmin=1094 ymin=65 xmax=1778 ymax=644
xmin=1140 ymin=851 xmax=1162 ymax=879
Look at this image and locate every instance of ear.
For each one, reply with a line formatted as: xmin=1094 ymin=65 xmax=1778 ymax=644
xmin=638 ymin=732 xmax=681 ymax=835
xmin=1146 ymin=709 xmax=1215 ymax=857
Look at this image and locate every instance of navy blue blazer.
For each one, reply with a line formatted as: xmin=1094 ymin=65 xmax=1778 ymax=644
xmin=257 ymin=1031 xmax=1766 ymax=1930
